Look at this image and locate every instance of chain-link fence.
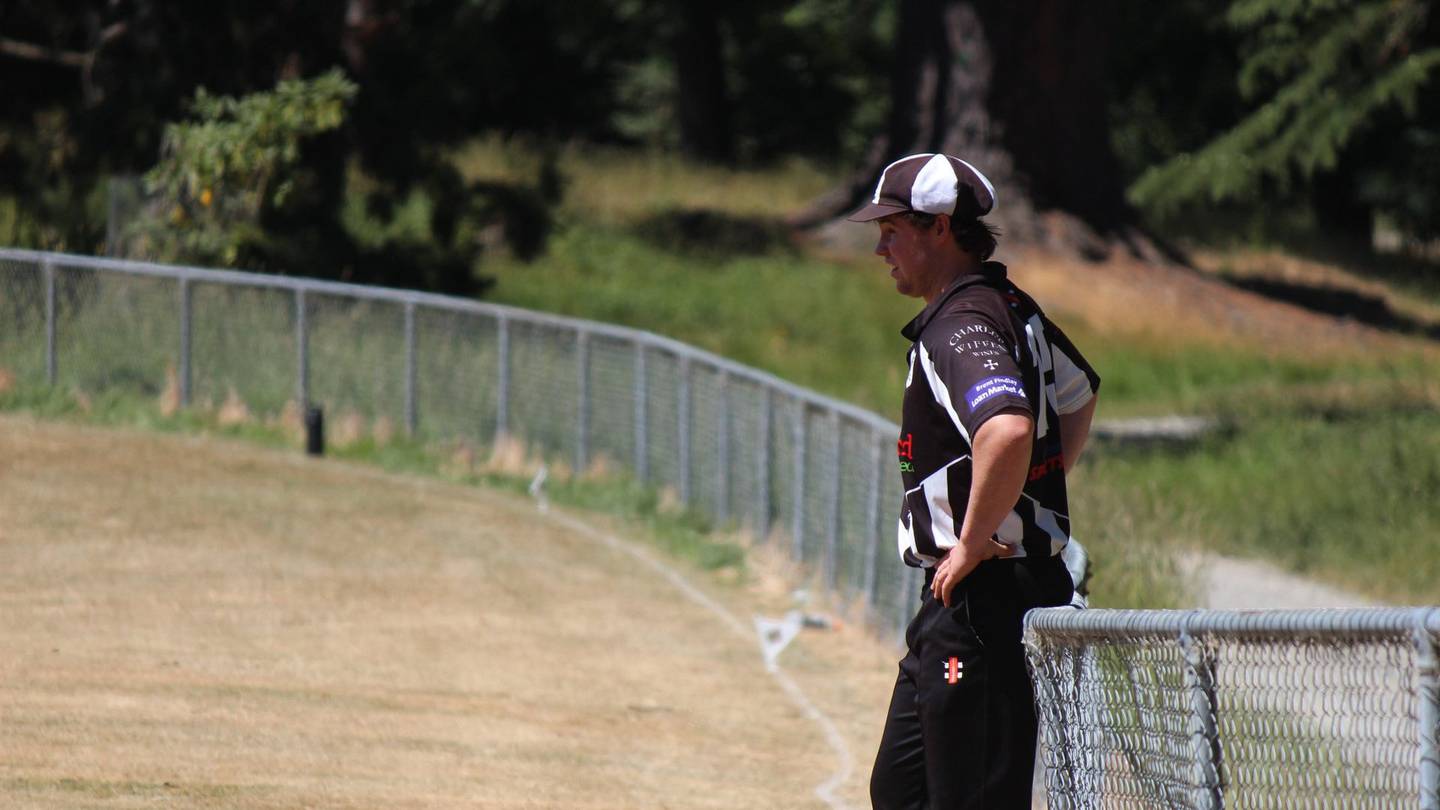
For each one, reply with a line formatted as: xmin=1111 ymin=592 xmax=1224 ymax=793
xmin=0 ymin=248 xmax=923 ymax=637
xmin=1025 ymin=607 xmax=1440 ymax=809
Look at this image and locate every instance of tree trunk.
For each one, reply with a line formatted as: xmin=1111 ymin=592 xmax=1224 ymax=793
xmin=670 ymin=0 xmax=735 ymax=164
xmin=794 ymin=0 xmax=1156 ymax=260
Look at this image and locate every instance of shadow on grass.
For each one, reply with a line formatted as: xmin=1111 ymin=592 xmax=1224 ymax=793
xmin=630 ymin=209 xmax=793 ymax=257
xmin=1225 ymin=275 xmax=1440 ymax=340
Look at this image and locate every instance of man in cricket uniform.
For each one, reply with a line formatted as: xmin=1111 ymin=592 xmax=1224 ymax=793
xmin=852 ymin=153 xmax=1100 ymax=809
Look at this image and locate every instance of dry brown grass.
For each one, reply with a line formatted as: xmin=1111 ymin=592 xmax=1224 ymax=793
xmin=0 ymin=415 xmax=899 ymax=809
xmin=1008 ymin=246 xmax=1440 ymax=361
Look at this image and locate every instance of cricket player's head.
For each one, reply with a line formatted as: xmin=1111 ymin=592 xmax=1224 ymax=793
xmin=848 ymin=153 xmax=1000 ymax=302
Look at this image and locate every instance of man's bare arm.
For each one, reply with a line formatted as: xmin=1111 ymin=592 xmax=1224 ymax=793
xmin=930 ymin=410 xmax=1032 ymax=606
xmin=1059 ymin=394 xmax=1098 ymax=472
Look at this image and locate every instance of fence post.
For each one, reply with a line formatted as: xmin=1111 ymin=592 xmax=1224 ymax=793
xmin=295 ymin=288 xmax=309 ymax=408
xmin=824 ymin=412 xmax=843 ymax=592
xmin=634 ymin=342 xmax=648 ymax=482
xmin=495 ymin=315 xmax=510 ymax=442
xmin=715 ymin=371 xmax=730 ymax=522
xmin=1418 ymin=608 xmax=1440 ymax=810
xmin=44 ymin=259 xmax=57 ymax=385
xmin=1178 ymin=622 xmax=1224 ymax=810
xmin=756 ymin=387 xmax=773 ymax=541
xmin=677 ymin=356 xmax=692 ymax=503
xmin=404 ymin=301 xmax=417 ymax=436
xmin=178 ymin=277 xmax=192 ymax=407
xmin=575 ymin=330 xmax=590 ymax=474
xmin=862 ymin=430 xmax=884 ymax=609
xmin=791 ymin=400 xmax=807 ymax=562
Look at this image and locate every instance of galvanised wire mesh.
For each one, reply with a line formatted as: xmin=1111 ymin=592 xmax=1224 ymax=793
xmin=835 ymin=419 xmax=883 ymax=604
xmin=191 ymin=281 xmax=296 ymax=416
xmin=584 ymin=334 xmax=638 ymax=476
xmin=1025 ymin=608 xmax=1440 ymax=809
xmin=414 ymin=307 xmax=499 ymax=444
xmin=723 ymin=377 xmax=770 ymax=535
xmin=506 ymin=319 xmax=580 ymax=463
xmin=0 ymin=248 xmax=1026 ymax=644
xmin=0 ymin=256 xmax=46 ymax=386
xmin=687 ymin=361 xmax=727 ymax=518
xmin=307 ymin=293 xmax=408 ymax=426
xmin=56 ymin=267 xmax=179 ymax=400
xmin=640 ymin=347 xmax=682 ymax=493
xmin=799 ymin=406 xmax=837 ymax=574
xmin=770 ymin=393 xmax=803 ymax=551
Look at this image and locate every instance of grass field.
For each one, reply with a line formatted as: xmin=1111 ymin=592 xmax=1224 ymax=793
xmin=0 ymin=413 xmax=898 ymax=809
xmin=457 ymin=139 xmax=1440 ymax=607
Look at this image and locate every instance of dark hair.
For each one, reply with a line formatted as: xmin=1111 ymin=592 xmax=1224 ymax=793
xmin=901 ymin=212 xmax=1001 ymax=261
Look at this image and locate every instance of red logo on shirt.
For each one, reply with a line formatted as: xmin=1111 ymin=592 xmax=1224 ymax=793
xmin=897 ymin=433 xmax=914 ymax=460
xmin=944 ymin=656 xmax=964 ymax=684
xmin=1028 ymin=453 xmax=1065 ymax=482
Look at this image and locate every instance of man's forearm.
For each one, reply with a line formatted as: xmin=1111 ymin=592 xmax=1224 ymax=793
xmin=930 ymin=410 xmax=1033 ymax=605
xmin=956 ymin=411 xmax=1034 ymax=556
xmin=1059 ymin=394 xmax=1098 ymax=473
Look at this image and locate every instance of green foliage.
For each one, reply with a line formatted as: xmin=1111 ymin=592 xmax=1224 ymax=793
xmin=721 ymin=0 xmax=893 ymax=162
xmin=1086 ymin=405 xmax=1440 ymax=604
xmin=1131 ymin=0 xmax=1440 ymax=224
xmin=606 ymin=0 xmax=891 ymax=163
xmin=128 ymin=70 xmax=357 ymax=266
xmin=485 ymin=221 xmax=917 ymax=418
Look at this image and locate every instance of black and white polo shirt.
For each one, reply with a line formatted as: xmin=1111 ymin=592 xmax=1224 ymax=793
xmin=895 ymin=262 xmax=1100 ymax=567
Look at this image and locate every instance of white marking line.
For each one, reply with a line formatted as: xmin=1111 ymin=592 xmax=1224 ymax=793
xmin=542 ymin=507 xmax=855 ymax=810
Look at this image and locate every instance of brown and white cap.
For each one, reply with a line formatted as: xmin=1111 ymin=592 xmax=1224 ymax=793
xmin=847 ymin=153 xmax=997 ymax=222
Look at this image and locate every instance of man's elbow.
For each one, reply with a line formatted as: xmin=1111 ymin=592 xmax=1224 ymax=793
xmin=980 ymin=410 xmax=1035 ymax=447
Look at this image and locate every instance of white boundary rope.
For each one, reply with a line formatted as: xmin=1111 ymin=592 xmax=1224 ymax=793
xmin=539 ymin=506 xmax=856 ymax=810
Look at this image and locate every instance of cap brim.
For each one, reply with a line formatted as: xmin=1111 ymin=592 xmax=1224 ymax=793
xmin=845 ymin=202 xmax=911 ymax=222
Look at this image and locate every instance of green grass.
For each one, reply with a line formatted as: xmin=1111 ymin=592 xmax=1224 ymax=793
xmin=10 ymin=140 xmax=1440 ymax=610
xmin=485 ymin=221 xmax=1435 ymax=424
xmin=453 ymin=136 xmax=833 ymax=224
xmin=485 ymin=222 xmax=916 ymax=417
xmin=1083 ymin=405 xmax=1440 ymax=603
xmin=465 ymin=141 xmax=1440 ymax=608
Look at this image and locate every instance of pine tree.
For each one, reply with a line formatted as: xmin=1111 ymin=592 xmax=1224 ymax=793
xmin=1130 ymin=0 xmax=1440 ymax=241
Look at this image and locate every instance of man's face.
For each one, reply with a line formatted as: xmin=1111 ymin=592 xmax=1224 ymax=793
xmin=874 ymin=214 xmax=944 ymax=299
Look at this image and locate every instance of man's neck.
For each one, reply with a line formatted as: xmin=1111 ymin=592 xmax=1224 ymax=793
xmin=921 ymin=258 xmax=982 ymax=305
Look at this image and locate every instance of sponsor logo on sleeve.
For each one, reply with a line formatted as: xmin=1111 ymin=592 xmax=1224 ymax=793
xmin=966 ymin=376 xmax=1024 ymax=412
xmin=949 ymin=325 xmax=1006 ymax=359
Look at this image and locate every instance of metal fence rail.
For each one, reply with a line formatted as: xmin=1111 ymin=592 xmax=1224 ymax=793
xmin=1025 ymin=606 xmax=1440 ymax=809
xmin=0 ymin=248 xmax=920 ymax=636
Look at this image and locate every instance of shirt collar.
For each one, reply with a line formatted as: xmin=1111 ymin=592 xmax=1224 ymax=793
xmin=900 ymin=261 xmax=1008 ymax=341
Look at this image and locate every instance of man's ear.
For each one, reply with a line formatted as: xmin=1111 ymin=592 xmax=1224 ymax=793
xmin=932 ymin=213 xmax=951 ymax=238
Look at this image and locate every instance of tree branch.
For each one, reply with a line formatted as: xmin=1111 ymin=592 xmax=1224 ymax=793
xmin=0 ymin=36 xmax=90 ymax=68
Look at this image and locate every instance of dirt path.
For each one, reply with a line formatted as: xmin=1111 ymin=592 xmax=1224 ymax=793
xmin=0 ymin=414 xmax=897 ymax=809
xmin=1179 ymin=551 xmax=1382 ymax=610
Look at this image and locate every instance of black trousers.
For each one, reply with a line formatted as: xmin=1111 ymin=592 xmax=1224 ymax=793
xmin=869 ymin=556 xmax=1073 ymax=810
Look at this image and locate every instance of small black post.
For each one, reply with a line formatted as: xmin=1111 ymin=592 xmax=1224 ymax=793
xmin=305 ymin=405 xmax=325 ymax=456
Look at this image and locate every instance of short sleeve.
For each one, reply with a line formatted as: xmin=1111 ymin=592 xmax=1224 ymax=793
xmin=920 ymin=310 xmax=1031 ymax=440
xmin=1046 ymin=323 xmax=1101 ymax=414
